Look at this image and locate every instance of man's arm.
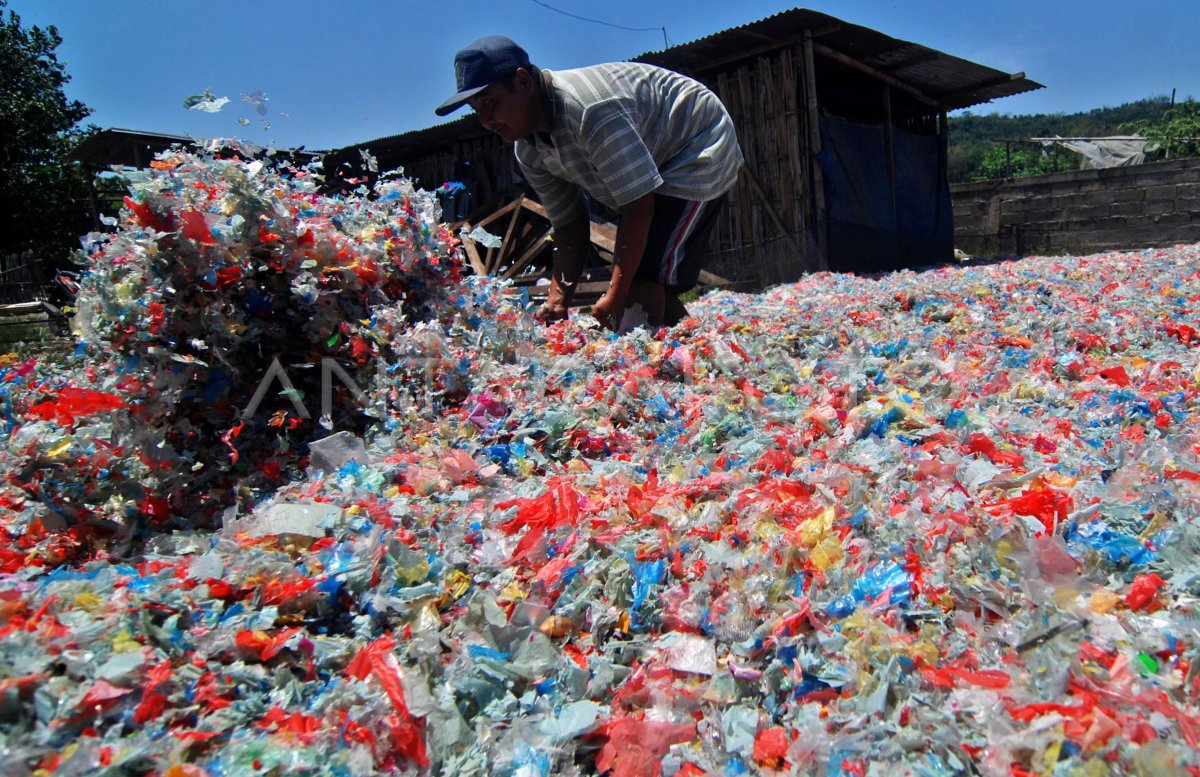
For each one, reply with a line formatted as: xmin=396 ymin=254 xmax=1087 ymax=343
xmin=539 ymin=213 xmax=591 ymax=321
xmin=590 ymin=192 xmax=654 ymax=330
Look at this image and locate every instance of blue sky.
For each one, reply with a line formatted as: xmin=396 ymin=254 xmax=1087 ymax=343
xmin=9 ymin=0 xmax=1199 ymax=152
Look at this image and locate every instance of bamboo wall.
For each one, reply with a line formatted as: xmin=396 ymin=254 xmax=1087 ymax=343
xmin=706 ymin=44 xmax=816 ymax=287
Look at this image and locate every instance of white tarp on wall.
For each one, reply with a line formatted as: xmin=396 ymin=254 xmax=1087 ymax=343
xmin=1040 ymin=136 xmax=1153 ymax=169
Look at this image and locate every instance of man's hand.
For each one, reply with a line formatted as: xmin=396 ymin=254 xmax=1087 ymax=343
xmin=590 ymin=286 xmax=626 ymax=331
xmin=536 ymin=299 xmax=569 ymax=323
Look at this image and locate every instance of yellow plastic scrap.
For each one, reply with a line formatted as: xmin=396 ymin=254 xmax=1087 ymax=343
xmin=798 ymin=506 xmax=835 ymax=548
xmin=809 ymin=534 xmax=844 ymax=572
xmin=73 ymin=591 xmax=104 ymax=613
xmin=908 ymin=625 xmax=940 ymax=666
xmin=752 ymin=520 xmax=785 ymax=543
xmin=497 ymin=579 xmax=526 ymax=603
xmin=1089 ymin=589 xmax=1122 ymax=614
xmin=394 ymin=556 xmax=429 ymax=588
xmin=1039 ymin=726 xmax=1064 ymax=774
xmin=443 ymin=569 xmax=472 ymax=603
xmin=112 ymin=628 xmax=142 ymax=653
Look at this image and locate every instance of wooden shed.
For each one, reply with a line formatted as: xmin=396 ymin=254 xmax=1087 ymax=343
xmin=328 ymin=8 xmax=1042 ymax=286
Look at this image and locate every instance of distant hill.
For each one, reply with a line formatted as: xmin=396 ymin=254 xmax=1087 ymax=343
xmin=947 ymin=96 xmax=1178 ymax=182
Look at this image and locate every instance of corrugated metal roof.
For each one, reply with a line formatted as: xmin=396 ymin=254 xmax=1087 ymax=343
xmin=631 ymin=7 xmax=1041 ymax=110
xmin=330 ymin=115 xmax=485 ymax=164
xmin=71 ymin=128 xmax=196 ymax=167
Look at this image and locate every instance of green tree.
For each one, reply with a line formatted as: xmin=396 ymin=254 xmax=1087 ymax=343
xmin=0 ymin=0 xmax=94 ymax=286
xmin=969 ymin=143 xmax=1077 ymax=181
xmin=949 ymin=97 xmax=1173 ymax=182
xmin=1123 ymin=100 xmax=1200 ymax=160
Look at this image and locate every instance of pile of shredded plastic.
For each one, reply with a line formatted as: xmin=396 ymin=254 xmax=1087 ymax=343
xmin=2 ymin=152 xmax=1199 ymax=776
xmin=30 ymin=141 xmax=466 ymax=529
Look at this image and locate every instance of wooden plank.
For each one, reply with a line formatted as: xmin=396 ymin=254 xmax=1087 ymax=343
xmin=589 ymin=221 xmax=615 ymax=254
xmin=659 ymin=30 xmax=847 ymax=78
xmin=0 ymin=301 xmax=55 ymax=318
xmin=884 ymin=85 xmax=898 ymax=228
xmin=736 ymin=63 xmax=756 ymax=247
xmin=697 ymin=269 xmax=731 ymax=286
xmin=773 ymin=51 xmax=795 ymax=235
xmin=811 ymin=41 xmax=940 ymax=108
xmin=520 ymin=200 xmax=616 ymax=254
xmin=459 ymin=231 xmax=487 ymax=276
xmin=501 ymin=228 xmax=553 ymax=280
xmin=511 ymin=218 xmax=537 ymax=259
xmin=475 ymin=197 xmax=522 ymax=230
xmin=803 ymin=31 xmax=829 ymax=272
xmin=490 ymin=195 xmax=526 ymax=273
xmin=522 ymin=199 xmax=548 ymax=219
xmin=783 ymin=45 xmax=806 ymax=236
xmin=715 ymin=71 xmax=740 ymax=258
xmin=486 ymin=195 xmax=730 ymax=286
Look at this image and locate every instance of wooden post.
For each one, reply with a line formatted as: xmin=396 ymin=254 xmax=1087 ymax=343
xmin=802 ymin=30 xmax=829 ymax=271
xmin=883 ymin=85 xmax=897 ymax=229
xmin=782 ymin=45 xmax=809 ymax=273
xmin=85 ymin=164 xmax=103 ymax=232
xmin=940 ymin=109 xmax=951 ymax=260
xmin=939 ymin=111 xmax=950 ymax=167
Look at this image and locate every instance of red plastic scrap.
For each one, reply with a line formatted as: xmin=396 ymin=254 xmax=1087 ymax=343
xmin=25 ymin=387 xmax=127 ymax=427
xmin=921 ymin=666 xmax=1012 ymax=690
xmin=345 ymin=635 xmax=428 ymax=768
xmin=1072 ymin=331 xmax=1108 ymax=351
xmin=995 ymin=335 xmax=1036 ymax=349
xmin=986 ymin=482 xmax=1074 ymax=535
xmin=220 ymin=422 xmax=245 ymax=463
xmin=1094 ymin=365 xmax=1132 ymax=386
xmin=336 ymin=710 xmax=379 ymax=747
xmin=235 ymin=627 xmax=302 ymax=661
xmin=123 ymin=196 xmax=166 ymax=231
xmin=257 ymin=705 xmax=324 ymax=743
xmin=495 ymin=478 xmax=582 ymax=562
xmin=1163 ymin=322 xmax=1199 ymax=345
xmin=179 ymin=210 xmax=214 ymax=244
xmin=79 ymin=679 xmax=134 ymax=712
xmin=192 ymin=672 xmax=235 ymax=712
xmin=1084 ymin=679 xmax=1200 ymax=749
xmin=0 ymin=673 xmax=47 ymax=705
xmin=964 ymin=433 xmax=1026 ymax=470
xmin=1124 ymin=573 xmax=1167 ymax=612
xmin=594 ymin=715 xmax=696 ymax=777
xmin=134 ymin=690 xmax=171 ymax=725
xmin=534 ymin=553 xmax=578 ymax=592
xmin=753 ymin=726 xmax=791 ymax=767
xmin=1007 ymin=692 xmax=1097 ymax=724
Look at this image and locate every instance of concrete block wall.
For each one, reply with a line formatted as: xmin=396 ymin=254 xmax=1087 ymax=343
xmin=951 ymin=157 xmax=1200 ymax=258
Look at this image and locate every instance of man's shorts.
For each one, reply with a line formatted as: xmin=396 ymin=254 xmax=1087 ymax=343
xmin=634 ymin=193 xmax=726 ymax=293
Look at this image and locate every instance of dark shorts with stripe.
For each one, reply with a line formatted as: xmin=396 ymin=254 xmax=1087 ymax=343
xmin=633 ymin=193 xmax=726 ymax=293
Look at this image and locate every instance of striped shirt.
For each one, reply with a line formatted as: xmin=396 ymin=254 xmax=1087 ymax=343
xmin=514 ymin=62 xmax=744 ymax=227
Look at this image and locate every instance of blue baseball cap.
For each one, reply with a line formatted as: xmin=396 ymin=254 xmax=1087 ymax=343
xmin=435 ymin=36 xmax=531 ymax=116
